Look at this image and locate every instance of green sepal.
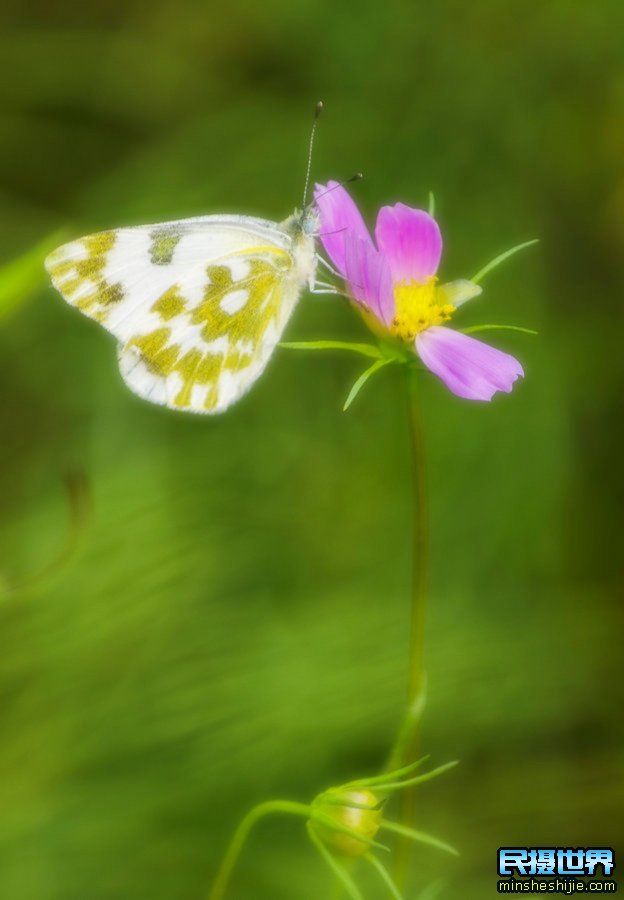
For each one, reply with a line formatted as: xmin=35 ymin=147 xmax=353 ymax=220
xmin=379 ymin=819 xmax=459 ymax=857
xmin=343 ymin=358 xmax=394 ymax=411
xmin=461 ymin=324 xmax=538 ymax=336
xmin=378 ymin=338 xmax=416 ymax=364
xmin=309 ymin=809 xmax=390 ymax=853
xmin=366 ymin=853 xmax=405 ymax=900
xmin=367 ymin=760 xmax=459 ymax=795
xmin=341 ymin=756 xmax=430 ymax=790
xmin=280 ymin=340 xmax=383 ymax=359
xmin=316 ymin=792 xmax=385 ymax=812
xmin=308 ymin=824 xmax=365 ymax=900
xmin=471 ymin=238 xmax=539 ymax=285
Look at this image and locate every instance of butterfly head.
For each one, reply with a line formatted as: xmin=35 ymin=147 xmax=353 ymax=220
xmin=283 ymin=206 xmax=320 ymax=241
xmin=301 ymin=205 xmax=321 ymax=237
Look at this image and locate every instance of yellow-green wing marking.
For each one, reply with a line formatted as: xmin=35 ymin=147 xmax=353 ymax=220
xmin=45 ymin=218 xmax=314 ymax=413
xmin=119 ymin=248 xmax=295 ymax=412
xmin=45 ymin=231 xmax=123 ymax=320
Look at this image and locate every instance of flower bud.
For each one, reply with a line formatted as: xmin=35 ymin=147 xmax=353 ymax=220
xmin=310 ymin=788 xmax=382 ymax=857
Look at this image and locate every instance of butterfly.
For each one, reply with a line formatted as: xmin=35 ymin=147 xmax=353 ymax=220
xmin=45 ymin=210 xmax=320 ymax=414
xmin=44 ymin=107 xmax=338 ymax=415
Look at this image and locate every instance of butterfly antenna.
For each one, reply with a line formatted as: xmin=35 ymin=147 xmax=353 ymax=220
xmin=302 ymin=100 xmax=324 ymax=207
xmin=312 ymin=173 xmax=363 ymax=206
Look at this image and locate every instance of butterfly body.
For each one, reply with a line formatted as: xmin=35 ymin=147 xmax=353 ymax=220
xmin=45 ymin=207 xmax=319 ymax=413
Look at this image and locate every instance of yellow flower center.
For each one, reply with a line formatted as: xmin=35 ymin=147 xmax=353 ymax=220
xmin=391 ymin=277 xmax=455 ymax=341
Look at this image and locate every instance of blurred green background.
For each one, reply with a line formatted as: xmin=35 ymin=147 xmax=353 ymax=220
xmin=0 ymin=1 xmax=622 ymax=897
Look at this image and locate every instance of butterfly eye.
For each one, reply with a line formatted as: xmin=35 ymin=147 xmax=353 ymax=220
xmin=302 ymin=209 xmax=320 ymax=235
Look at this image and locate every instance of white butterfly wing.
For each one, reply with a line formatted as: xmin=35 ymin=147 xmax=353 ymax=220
xmin=45 ymin=216 xmax=315 ymax=413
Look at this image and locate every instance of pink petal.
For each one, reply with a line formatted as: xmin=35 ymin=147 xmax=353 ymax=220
xmin=344 ymin=232 xmax=395 ymax=325
xmin=375 ymin=204 xmax=442 ymax=282
xmin=415 ymin=326 xmax=524 ymax=401
xmin=314 ymin=182 xmax=373 ymax=276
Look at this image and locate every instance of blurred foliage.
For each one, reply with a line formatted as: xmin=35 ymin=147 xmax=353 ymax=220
xmin=0 ymin=230 xmax=68 ymax=323
xmin=0 ymin=0 xmax=623 ymax=898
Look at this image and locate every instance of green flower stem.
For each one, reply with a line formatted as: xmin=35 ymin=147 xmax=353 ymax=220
xmin=207 ymin=800 xmax=311 ymax=900
xmin=404 ymin=367 xmax=428 ymax=742
xmin=387 ymin=366 xmax=429 ymax=886
xmin=209 ymin=798 xmax=389 ymax=900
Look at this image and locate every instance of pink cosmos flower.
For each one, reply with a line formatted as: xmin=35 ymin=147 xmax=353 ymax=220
xmin=314 ymin=182 xmax=524 ymax=401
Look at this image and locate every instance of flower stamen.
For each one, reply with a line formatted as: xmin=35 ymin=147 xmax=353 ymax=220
xmin=391 ymin=277 xmax=455 ymax=342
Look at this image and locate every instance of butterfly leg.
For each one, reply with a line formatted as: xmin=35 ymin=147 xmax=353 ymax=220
xmin=314 ymin=280 xmax=343 ymax=293
xmin=317 ymin=255 xmax=343 ymax=279
xmin=310 ymin=283 xmax=349 ymax=298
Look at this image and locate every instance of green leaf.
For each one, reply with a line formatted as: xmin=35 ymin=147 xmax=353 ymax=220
xmin=343 ymin=359 xmax=394 ymax=412
xmin=461 ymin=324 xmax=538 ymax=336
xmin=471 ymin=239 xmax=539 ymax=285
xmin=379 ymin=819 xmax=459 ymax=856
xmin=428 ymin=192 xmax=436 ymax=217
xmin=280 ymin=340 xmax=383 ymax=359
